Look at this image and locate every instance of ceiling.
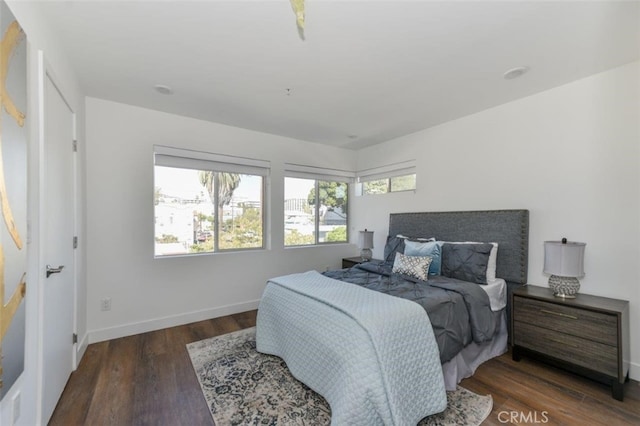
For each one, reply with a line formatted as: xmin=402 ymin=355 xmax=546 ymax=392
xmin=36 ymin=1 xmax=640 ymax=150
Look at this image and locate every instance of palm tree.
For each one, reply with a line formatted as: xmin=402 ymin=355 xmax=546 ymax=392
xmin=154 ymin=186 xmax=163 ymax=205
xmin=198 ymin=171 xmax=241 ymax=233
xmin=199 ymin=171 xmax=214 ymax=204
xmin=218 ymin=173 xmax=241 ymax=209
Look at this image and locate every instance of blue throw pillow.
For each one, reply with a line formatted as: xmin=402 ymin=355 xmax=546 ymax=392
xmin=404 ymin=240 xmax=441 ymax=275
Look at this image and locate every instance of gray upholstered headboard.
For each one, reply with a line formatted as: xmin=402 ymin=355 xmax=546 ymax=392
xmin=389 ymin=209 xmax=529 ymax=285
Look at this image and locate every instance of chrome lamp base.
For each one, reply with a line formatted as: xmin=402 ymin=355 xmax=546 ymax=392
xmin=549 ymin=275 xmax=580 ymax=298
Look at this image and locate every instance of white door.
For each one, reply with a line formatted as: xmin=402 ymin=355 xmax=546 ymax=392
xmin=39 ymin=63 xmax=76 ymax=424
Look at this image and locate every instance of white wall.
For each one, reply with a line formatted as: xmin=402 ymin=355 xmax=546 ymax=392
xmin=85 ymin=98 xmax=358 ymax=342
xmin=2 ymin=2 xmax=87 ymax=425
xmin=352 ymin=61 xmax=640 ymax=380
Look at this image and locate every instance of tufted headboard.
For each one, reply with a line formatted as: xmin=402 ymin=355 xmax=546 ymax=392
xmin=388 ymin=209 xmax=529 ymax=285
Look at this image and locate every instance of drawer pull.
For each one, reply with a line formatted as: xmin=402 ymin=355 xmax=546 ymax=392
xmin=540 ymin=309 xmax=578 ymax=320
xmin=547 ymin=337 xmax=579 ymax=348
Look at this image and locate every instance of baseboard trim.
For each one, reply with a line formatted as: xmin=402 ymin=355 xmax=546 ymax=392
xmin=75 ymin=332 xmax=89 ymax=367
xmin=629 ymin=360 xmax=640 ymax=382
xmin=88 ymin=299 xmax=260 ymax=344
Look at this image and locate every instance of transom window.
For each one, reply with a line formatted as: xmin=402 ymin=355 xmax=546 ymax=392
xmin=357 ymin=160 xmax=416 ymax=195
xmin=363 ymin=174 xmax=416 ymax=194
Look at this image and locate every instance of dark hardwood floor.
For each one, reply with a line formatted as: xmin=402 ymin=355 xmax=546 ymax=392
xmin=50 ymin=310 xmax=639 ymax=425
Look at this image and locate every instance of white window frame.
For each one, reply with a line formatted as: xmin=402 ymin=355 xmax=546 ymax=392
xmin=356 ymin=160 xmax=416 ymax=195
xmin=154 ymin=145 xmax=270 ymax=257
xmin=284 ymin=163 xmax=354 ymax=246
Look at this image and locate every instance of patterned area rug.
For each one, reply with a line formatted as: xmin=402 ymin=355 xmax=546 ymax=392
xmin=187 ymin=327 xmax=492 ymax=426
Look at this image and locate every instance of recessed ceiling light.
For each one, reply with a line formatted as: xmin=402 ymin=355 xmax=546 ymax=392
xmin=503 ymin=66 xmax=530 ymax=80
xmin=154 ymin=84 xmax=174 ymax=95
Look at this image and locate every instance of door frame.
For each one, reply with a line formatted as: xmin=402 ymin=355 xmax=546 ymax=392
xmin=35 ymin=50 xmax=79 ymax=425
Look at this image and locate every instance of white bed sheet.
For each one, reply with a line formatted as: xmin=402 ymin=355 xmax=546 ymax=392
xmin=481 ymin=278 xmax=506 ymax=311
xmin=441 ymin=310 xmax=508 ymax=390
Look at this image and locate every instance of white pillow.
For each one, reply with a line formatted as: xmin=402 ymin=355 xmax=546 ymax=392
xmin=437 ymin=241 xmax=498 ymax=281
xmin=396 ymin=234 xmax=436 ymax=242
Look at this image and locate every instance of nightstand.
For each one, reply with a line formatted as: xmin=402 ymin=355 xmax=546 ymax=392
xmin=342 ymin=257 xmax=381 ymax=269
xmin=511 ymin=285 xmax=630 ymax=401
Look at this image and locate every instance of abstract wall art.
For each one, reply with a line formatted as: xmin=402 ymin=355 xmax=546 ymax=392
xmin=0 ymin=0 xmax=26 ymax=399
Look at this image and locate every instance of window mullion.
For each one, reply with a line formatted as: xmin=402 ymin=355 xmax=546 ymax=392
xmin=315 ymin=180 xmax=320 ymax=244
xmin=214 ymin=172 xmax=220 ymax=251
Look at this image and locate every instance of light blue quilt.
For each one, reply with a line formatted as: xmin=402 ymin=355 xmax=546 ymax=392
xmin=256 ymin=270 xmax=447 ymax=425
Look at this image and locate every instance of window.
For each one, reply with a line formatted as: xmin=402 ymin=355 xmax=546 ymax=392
xmin=154 ymin=146 xmax=269 ymax=257
xmin=284 ymin=164 xmax=353 ymax=246
xmin=390 ymin=174 xmax=416 ymax=192
xmin=363 ymin=174 xmax=416 ymax=194
xmin=357 ymin=160 xmax=416 ymax=195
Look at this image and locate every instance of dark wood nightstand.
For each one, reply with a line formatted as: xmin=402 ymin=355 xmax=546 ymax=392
xmin=341 ymin=257 xmax=381 ymax=269
xmin=511 ymin=285 xmax=630 ymax=401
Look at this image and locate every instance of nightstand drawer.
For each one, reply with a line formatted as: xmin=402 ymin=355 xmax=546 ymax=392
xmin=514 ymin=322 xmax=618 ymax=377
xmin=513 ymin=296 xmax=617 ymax=346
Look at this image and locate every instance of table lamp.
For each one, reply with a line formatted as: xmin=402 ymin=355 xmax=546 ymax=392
xmin=544 ymin=238 xmax=586 ymax=298
xmin=359 ymin=229 xmax=374 ymax=261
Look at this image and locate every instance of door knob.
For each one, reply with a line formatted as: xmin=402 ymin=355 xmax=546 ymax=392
xmin=46 ymin=264 xmax=64 ymax=278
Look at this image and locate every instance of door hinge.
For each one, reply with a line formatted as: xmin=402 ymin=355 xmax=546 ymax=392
xmin=72 ymin=140 xmax=78 ymax=152
xmin=73 ymin=333 xmax=78 ymax=344
xmin=73 ymin=236 xmax=78 ymax=249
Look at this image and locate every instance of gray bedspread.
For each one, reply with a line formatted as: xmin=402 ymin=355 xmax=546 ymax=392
xmin=323 ymin=261 xmax=499 ymax=363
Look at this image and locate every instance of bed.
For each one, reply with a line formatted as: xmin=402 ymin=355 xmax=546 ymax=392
xmin=256 ymin=209 xmax=529 ymax=425
xmin=327 ymin=209 xmax=529 ymax=389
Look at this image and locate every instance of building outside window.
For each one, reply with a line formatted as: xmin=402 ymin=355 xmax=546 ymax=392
xmin=154 ymin=146 xmax=269 ymax=257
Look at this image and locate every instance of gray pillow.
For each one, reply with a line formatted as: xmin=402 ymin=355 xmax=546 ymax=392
xmin=383 ymin=235 xmax=406 ymax=264
xmin=441 ymin=243 xmax=493 ymax=284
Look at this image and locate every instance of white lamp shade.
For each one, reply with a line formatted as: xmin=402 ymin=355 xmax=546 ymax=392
xmin=544 ymin=241 xmax=586 ymax=277
xmin=359 ymin=230 xmax=374 ymax=250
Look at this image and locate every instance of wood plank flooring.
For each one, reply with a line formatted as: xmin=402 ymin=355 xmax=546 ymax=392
xmin=50 ymin=310 xmax=640 ymax=425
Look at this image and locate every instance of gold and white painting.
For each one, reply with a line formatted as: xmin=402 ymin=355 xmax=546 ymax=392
xmin=0 ymin=0 xmax=26 ymax=399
